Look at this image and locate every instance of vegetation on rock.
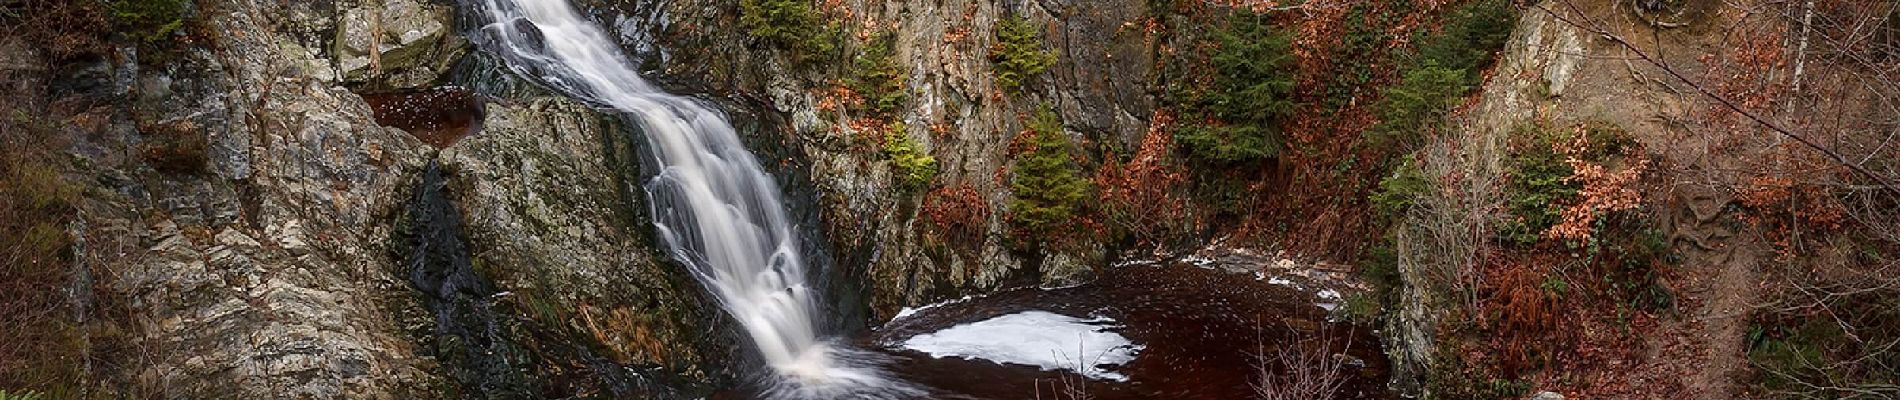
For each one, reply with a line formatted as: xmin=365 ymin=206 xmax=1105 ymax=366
xmin=1368 ymin=0 xmax=1515 ymax=148
xmin=740 ymin=0 xmax=842 ymax=65
xmin=106 ymin=0 xmax=190 ymax=43
xmin=0 ymin=110 xmax=85 ymax=398
xmin=1007 ymin=106 xmax=1090 ymax=243
xmin=881 ymin=123 xmax=937 ymax=192
xmin=848 ymin=32 xmax=908 ymax=117
xmin=990 ymin=15 xmax=1056 ymax=94
xmin=1171 ymin=11 xmax=1297 ymax=164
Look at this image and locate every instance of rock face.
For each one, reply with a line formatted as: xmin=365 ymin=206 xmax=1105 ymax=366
xmin=439 ymin=98 xmax=727 ymax=392
xmin=59 ymin=0 xmax=438 ymax=397
xmin=333 ymin=0 xmax=467 ymax=89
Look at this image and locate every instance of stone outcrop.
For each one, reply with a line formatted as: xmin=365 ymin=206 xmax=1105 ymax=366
xmin=59 ymin=0 xmax=439 ymax=396
xmin=439 ymin=97 xmax=726 ymax=390
xmin=333 ymin=0 xmax=467 ymax=89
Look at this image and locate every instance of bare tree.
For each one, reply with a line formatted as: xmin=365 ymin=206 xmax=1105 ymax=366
xmin=1252 ymin=324 xmax=1352 ymax=400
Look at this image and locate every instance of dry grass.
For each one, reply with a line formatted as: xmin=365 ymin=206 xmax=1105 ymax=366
xmin=0 ymin=70 xmax=84 ymax=395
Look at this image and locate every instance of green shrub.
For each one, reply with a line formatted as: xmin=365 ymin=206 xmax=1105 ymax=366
xmin=1372 ymin=155 xmax=1431 ymax=217
xmin=1174 ymin=11 xmax=1297 ymax=164
xmin=990 ymin=15 xmax=1056 ymax=94
xmin=1499 ymin=123 xmax=1636 ymax=246
xmin=1499 ymin=124 xmax=1576 ymax=246
xmin=1366 ymin=0 xmax=1516 ymax=149
xmin=1747 ymin=290 xmax=1900 ymax=398
xmin=1414 ymin=0 xmax=1517 ymax=78
xmin=740 ymin=0 xmax=843 ymax=65
xmin=849 ymin=32 xmax=909 ymax=117
xmin=1008 ymin=106 xmax=1090 ymax=238
xmin=1368 ymin=65 xmax=1467 ymax=147
xmin=107 ymin=0 xmax=189 ymax=43
xmin=1323 ymin=2 xmax=1411 ymax=110
xmin=881 ymin=124 xmax=936 ymax=192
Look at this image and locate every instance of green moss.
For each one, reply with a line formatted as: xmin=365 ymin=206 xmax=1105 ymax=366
xmin=1173 ymin=11 xmax=1297 ymax=164
xmin=849 ymin=32 xmax=909 ymax=117
xmin=990 ymin=15 xmax=1056 ymax=94
xmin=740 ymin=0 xmax=843 ymax=65
xmin=1008 ymin=106 xmax=1090 ymax=239
xmin=881 ymin=124 xmax=936 ymax=193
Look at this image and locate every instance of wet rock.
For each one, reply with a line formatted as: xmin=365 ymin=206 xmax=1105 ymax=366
xmin=333 ymin=0 xmax=467 ymax=89
xmin=440 ymin=97 xmax=723 ymax=392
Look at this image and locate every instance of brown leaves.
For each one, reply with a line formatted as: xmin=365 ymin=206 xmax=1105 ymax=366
xmin=1547 ymin=129 xmax=1650 ymax=242
xmin=1094 ymin=110 xmax=1199 ymax=248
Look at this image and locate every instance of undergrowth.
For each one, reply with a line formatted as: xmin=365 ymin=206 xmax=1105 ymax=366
xmin=848 ymin=32 xmax=908 ymax=117
xmin=1 ymin=109 xmax=85 ymax=398
xmin=1170 ymin=11 xmax=1297 ymax=165
xmin=1367 ymin=0 xmax=1516 ymax=150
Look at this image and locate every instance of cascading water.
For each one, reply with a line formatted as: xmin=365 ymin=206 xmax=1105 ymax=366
xmin=469 ymin=0 xmax=912 ymax=397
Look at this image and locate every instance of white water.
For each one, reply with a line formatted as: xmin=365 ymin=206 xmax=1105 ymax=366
xmin=472 ymin=1 xmax=908 ymax=397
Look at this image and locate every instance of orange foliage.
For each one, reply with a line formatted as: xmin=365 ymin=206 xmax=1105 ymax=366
xmin=1548 ymin=130 xmax=1650 ymax=242
xmin=1094 ymin=111 xmax=1199 ymax=248
xmin=1737 ymin=171 xmax=1847 ymax=260
xmin=920 ymin=185 xmax=991 ymax=250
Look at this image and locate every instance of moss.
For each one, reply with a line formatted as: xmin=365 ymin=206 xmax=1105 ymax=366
xmin=880 ymin=124 xmax=936 ymax=193
xmin=990 ymin=15 xmax=1056 ymax=94
xmin=1007 ymin=106 xmax=1090 ymax=240
xmin=1172 ymin=11 xmax=1297 ymax=164
xmin=739 ymin=0 xmax=843 ymax=65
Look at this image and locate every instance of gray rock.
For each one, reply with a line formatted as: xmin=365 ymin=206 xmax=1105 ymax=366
xmin=442 ymin=98 xmax=720 ymax=376
xmin=1530 ymin=391 xmax=1566 ymax=400
xmin=333 ymin=0 xmax=466 ymax=89
xmin=60 ymin=0 xmax=437 ymax=397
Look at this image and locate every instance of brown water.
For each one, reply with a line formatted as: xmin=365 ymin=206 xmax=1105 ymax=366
xmin=720 ymin=265 xmax=1390 ymax=400
xmin=362 ymin=87 xmax=484 ymax=148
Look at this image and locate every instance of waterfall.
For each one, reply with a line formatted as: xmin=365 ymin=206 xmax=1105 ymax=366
xmin=469 ymin=0 xmax=911 ymax=397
